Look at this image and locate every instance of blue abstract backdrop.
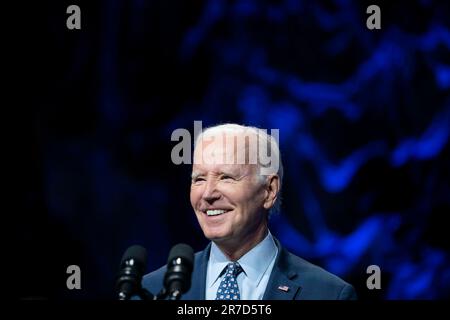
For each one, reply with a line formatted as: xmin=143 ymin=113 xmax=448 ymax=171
xmin=14 ymin=0 xmax=450 ymax=300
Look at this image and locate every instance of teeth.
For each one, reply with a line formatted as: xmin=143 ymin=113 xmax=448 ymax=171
xmin=206 ymin=209 xmax=226 ymax=216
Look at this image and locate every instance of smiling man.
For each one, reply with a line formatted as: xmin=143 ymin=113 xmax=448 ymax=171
xmin=142 ymin=123 xmax=357 ymax=300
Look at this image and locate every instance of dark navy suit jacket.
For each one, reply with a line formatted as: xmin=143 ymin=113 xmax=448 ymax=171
xmin=142 ymin=238 xmax=357 ymax=300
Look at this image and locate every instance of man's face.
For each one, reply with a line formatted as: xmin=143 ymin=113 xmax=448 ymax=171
xmin=190 ymin=135 xmax=269 ymax=246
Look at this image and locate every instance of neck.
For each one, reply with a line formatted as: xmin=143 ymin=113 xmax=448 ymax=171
xmin=215 ymin=224 xmax=269 ymax=261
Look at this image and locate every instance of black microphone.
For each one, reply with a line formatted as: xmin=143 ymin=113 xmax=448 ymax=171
xmin=116 ymin=245 xmax=148 ymax=300
xmin=163 ymin=243 xmax=194 ymax=300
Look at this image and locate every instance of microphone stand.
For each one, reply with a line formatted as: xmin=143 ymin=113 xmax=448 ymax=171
xmin=137 ymin=288 xmax=155 ymax=301
xmin=121 ymin=286 xmax=181 ymax=300
xmin=153 ymin=288 xmax=181 ymax=300
xmin=154 ymin=288 xmax=169 ymax=300
xmin=167 ymin=289 xmax=181 ymax=300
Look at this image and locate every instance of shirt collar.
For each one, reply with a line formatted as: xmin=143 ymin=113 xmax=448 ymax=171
xmin=207 ymin=231 xmax=278 ymax=288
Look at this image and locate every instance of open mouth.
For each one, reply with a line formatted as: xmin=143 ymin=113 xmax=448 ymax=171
xmin=205 ymin=209 xmax=231 ymax=216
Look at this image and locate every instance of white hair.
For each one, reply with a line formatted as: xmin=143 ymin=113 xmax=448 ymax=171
xmin=194 ymin=123 xmax=283 ymax=217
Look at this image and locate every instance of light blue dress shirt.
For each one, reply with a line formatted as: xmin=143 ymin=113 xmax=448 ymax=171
xmin=205 ymin=231 xmax=278 ymax=300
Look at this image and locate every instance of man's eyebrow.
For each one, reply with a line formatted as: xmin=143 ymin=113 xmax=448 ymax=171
xmin=191 ymin=172 xmax=202 ymax=179
xmin=191 ymin=167 xmax=247 ymax=179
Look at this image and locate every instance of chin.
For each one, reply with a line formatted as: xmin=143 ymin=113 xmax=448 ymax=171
xmin=203 ymin=230 xmax=230 ymax=242
xmin=204 ymin=233 xmax=223 ymax=241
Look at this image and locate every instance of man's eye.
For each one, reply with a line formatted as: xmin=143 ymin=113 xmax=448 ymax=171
xmin=193 ymin=177 xmax=205 ymax=182
xmin=221 ymin=175 xmax=234 ymax=180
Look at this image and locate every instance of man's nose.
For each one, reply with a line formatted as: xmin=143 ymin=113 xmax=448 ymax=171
xmin=202 ymin=179 xmax=221 ymax=203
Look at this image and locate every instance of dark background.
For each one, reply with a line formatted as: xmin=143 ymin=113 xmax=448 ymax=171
xmin=11 ymin=0 xmax=450 ymax=300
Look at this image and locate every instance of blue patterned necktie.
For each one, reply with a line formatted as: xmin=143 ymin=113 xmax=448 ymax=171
xmin=216 ymin=262 xmax=243 ymax=300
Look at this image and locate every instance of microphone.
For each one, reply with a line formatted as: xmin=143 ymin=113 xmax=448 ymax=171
xmin=163 ymin=243 xmax=194 ymax=300
xmin=116 ymin=245 xmax=149 ymax=300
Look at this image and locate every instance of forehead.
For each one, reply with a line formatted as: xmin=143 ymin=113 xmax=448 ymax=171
xmin=192 ymin=133 xmax=257 ymax=175
xmin=193 ymin=132 xmax=256 ymax=162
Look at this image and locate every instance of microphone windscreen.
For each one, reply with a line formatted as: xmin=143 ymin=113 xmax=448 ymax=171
xmin=121 ymin=245 xmax=148 ymax=272
xmin=167 ymin=243 xmax=194 ymax=266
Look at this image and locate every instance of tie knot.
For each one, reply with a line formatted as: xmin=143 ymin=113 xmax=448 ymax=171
xmin=225 ymin=262 xmax=243 ymax=277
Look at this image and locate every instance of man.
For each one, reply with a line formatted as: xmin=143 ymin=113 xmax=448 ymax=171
xmin=142 ymin=123 xmax=357 ymax=300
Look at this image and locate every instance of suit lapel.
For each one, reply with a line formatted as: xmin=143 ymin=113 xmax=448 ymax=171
xmin=263 ymin=238 xmax=302 ymax=300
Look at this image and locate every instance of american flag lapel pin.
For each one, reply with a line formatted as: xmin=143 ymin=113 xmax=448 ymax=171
xmin=278 ymin=285 xmax=290 ymax=292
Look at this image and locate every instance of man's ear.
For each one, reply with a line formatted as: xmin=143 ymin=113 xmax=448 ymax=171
xmin=263 ymin=175 xmax=280 ymax=210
